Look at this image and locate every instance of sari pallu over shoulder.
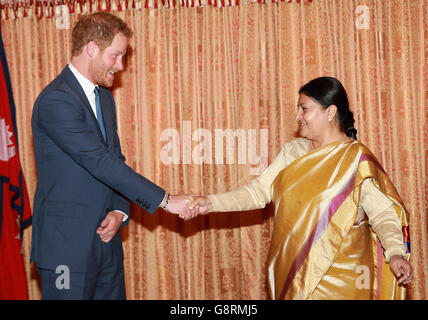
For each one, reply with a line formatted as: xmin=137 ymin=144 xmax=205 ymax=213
xmin=266 ymin=138 xmax=410 ymax=300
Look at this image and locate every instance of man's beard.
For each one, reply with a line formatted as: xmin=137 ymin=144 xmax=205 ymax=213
xmin=89 ymin=59 xmax=114 ymax=88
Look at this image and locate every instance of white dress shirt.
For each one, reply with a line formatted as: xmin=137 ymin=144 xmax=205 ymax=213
xmin=68 ymin=63 xmax=128 ymax=222
xmin=68 ymin=63 xmax=98 ymax=118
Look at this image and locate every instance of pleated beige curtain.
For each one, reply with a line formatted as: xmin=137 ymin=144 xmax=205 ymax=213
xmin=0 ymin=0 xmax=426 ymax=299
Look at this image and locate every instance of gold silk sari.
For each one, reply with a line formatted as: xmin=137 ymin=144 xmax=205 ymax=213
xmin=267 ymin=138 xmax=410 ymax=300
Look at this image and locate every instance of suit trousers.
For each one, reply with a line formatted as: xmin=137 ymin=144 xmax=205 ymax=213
xmin=36 ymin=238 xmax=126 ymax=300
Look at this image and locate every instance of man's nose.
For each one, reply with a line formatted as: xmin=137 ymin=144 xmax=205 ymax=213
xmin=116 ymin=58 xmax=123 ymax=71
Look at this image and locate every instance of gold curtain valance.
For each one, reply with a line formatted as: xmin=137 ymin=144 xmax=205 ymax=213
xmin=0 ymin=0 xmax=313 ymax=19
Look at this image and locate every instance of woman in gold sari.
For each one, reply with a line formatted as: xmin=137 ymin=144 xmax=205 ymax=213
xmin=185 ymin=77 xmax=413 ymax=300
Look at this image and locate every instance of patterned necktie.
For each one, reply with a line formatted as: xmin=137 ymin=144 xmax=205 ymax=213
xmin=93 ymin=86 xmax=107 ymax=143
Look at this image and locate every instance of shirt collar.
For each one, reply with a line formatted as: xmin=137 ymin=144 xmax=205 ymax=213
xmin=68 ymin=62 xmax=98 ymax=99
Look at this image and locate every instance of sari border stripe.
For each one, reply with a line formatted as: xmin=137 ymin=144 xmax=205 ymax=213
xmin=278 ymin=172 xmax=357 ymax=299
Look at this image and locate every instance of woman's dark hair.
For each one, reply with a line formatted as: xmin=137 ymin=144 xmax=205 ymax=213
xmin=298 ymin=77 xmax=357 ymax=139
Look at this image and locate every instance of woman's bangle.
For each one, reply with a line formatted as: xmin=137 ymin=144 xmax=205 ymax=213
xmin=162 ymin=193 xmax=171 ymax=210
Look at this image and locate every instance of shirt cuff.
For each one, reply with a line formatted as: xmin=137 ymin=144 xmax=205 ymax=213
xmin=112 ymin=210 xmax=128 ymax=222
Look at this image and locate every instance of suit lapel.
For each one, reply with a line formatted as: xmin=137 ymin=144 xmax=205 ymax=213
xmin=61 ymin=66 xmax=108 ymax=146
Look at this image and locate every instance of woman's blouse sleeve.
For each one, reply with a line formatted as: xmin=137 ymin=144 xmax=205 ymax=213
xmin=207 ymin=145 xmax=288 ymax=212
xmin=360 ymin=178 xmax=408 ymax=261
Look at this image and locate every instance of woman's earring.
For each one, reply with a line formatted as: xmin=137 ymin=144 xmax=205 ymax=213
xmin=328 ymin=117 xmax=332 ymax=122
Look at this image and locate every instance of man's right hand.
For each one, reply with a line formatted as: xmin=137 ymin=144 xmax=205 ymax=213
xmin=162 ymin=194 xmax=196 ymax=217
xmin=161 ymin=193 xmax=212 ymax=221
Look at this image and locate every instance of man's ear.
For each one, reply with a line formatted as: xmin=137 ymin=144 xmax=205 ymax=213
xmin=86 ymin=40 xmax=99 ymax=58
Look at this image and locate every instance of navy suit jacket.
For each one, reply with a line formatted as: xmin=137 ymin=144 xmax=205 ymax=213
xmin=31 ymin=66 xmax=165 ymax=272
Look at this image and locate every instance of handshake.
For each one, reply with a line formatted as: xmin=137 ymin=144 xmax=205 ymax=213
xmin=97 ymin=194 xmax=212 ymax=243
xmin=162 ymin=194 xmax=213 ymax=221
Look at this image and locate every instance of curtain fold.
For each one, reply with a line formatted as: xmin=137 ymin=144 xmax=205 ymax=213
xmin=0 ymin=0 xmax=426 ymax=299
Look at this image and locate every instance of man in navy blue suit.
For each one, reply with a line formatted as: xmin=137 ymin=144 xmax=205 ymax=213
xmin=31 ymin=12 xmax=194 ymax=299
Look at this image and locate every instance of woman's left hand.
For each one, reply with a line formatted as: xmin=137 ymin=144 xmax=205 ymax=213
xmin=389 ymin=255 xmax=414 ymax=285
